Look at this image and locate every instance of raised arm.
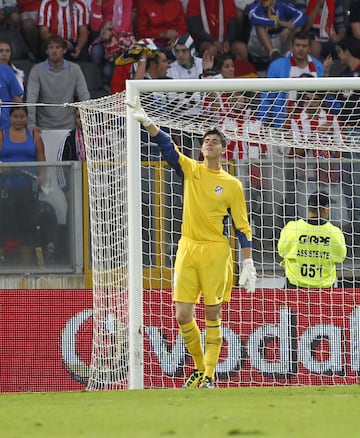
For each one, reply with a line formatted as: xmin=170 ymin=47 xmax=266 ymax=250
xmin=126 ymin=96 xmax=159 ymax=136
xmin=126 ymin=97 xmax=182 ymax=174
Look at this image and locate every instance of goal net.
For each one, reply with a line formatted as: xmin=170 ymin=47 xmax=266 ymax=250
xmin=76 ymin=77 xmax=360 ymax=390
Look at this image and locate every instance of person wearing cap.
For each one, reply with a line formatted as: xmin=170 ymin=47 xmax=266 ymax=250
xmin=167 ymin=33 xmax=204 ymax=80
xmin=278 ymin=192 xmax=346 ymax=288
xmin=166 ymin=33 xmax=206 ymax=156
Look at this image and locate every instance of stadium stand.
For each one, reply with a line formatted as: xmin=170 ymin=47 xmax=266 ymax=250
xmin=77 ymin=61 xmax=109 ymax=99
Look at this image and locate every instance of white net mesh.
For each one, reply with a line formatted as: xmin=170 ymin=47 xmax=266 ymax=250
xmin=76 ymin=78 xmax=360 ymax=389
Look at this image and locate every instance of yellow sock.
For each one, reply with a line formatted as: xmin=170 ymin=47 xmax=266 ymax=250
xmin=204 ymin=319 xmax=222 ymax=379
xmin=179 ymin=319 xmax=205 ymax=371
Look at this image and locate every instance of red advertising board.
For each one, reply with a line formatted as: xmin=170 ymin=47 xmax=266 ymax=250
xmin=0 ymin=288 xmax=359 ymax=392
xmin=0 ymin=290 xmax=93 ymax=393
xmin=144 ymin=288 xmax=360 ymax=388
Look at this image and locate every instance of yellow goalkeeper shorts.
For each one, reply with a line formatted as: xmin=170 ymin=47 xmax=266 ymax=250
xmin=173 ymin=237 xmax=233 ymax=305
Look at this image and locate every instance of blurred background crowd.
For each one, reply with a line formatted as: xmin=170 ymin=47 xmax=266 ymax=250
xmin=0 ymin=0 xmax=357 ymax=101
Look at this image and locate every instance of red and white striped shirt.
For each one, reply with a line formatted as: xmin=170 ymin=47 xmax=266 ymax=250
xmin=291 ymin=109 xmax=344 ymax=153
xmin=204 ymin=90 xmax=267 ymax=160
xmin=38 ymin=0 xmax=89 ymax=41
xmin=291 ymin=109 xmax=344 ymax=183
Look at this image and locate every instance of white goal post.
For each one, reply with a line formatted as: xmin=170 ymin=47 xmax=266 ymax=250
xmin=76 ymin=77 xmax=360 ymax=390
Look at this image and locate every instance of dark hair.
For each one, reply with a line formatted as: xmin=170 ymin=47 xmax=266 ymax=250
xmin=213 ymin=53 xmax=234 ymax=73
xmin=292 ymin=30 xmax=311 ymax=45
xmin=337 ymin=36 xmax=360 ymax=59
xmin=148 ymin=49 xmax=167 ymax=68
xmin=46 ymin=34 xmax=67 ymax=50
xmin=0 ymin=38 xmax=12 ymax=60
xmin=202 ymin=128 xmax=226 ymax=147
xmin=308 ymin=192 xmax=330 ymax=209
xmin=10 ymin=106 xmax=28 ymax=116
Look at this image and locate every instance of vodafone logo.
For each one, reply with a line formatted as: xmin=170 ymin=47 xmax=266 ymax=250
xmin=61 ymin=310 xmax=129 ymax=386
xmin=61 ymin=305 xmax=360 ymax=386
xmin=61 ymin=309 xmax=93 ymax=384
xmin=146 ymin=305 xmax=360 ymax=380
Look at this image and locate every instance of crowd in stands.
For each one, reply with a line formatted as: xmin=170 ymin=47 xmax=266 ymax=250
xmin=0 ymin=1 xmax=355 ymax=97
xmin=1 ymin=0 xmax=360 ymax=266
xmin=0 ymin=0 xmax=357 ymax=175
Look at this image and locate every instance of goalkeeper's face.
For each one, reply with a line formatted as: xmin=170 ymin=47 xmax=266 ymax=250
xmin=201 ymin=134 xmax=225 ymax=159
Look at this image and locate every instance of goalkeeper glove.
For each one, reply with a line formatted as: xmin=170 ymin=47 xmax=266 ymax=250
xmin=126 ymin=96 xmax=153 ymax=127
xmin=239 ymin=258 xmax=257 ymax=293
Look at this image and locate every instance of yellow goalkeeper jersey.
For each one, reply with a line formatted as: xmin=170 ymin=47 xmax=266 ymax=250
xmin=178 ymin=153 xmax=251 ymax=244
xmin=278 ymin=218 xmax=346 ymax=288
xmin=154 ymin=129 xmax=252 ymax=246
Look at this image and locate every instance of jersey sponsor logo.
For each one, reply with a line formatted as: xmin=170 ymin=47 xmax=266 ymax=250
xmin=215 ymin=185 xmax=224 ymax=196
xmin=298 ymin=234 xmax=330 ymax=245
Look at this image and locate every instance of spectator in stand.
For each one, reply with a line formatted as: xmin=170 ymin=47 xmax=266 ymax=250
xmin=130 ymin=46 xmax=169 ymax=80
xmin=247 ymin=0 xmax=306 ymax=62
xmin=0 ymin=64 xmax=23 ymax=129
xmin=186 ymin=0 xmax=248 ymax=60
xmin=0 ymin=0 xmax=21 ymax=30
xmin=349 ymin=0 xmax=360 ymax=39
xmin=235 ymin=0 xmax=255 ymax=43
xmin=110 ymin=38 xmax=160 ymax=93
xmin=293 ymin=0 xmax=347 ymax=60
xmin=202 ymin=49 xmax=258 ymax=79
xmin=201 ymin=53 xmax=255 ymax=123
xmin=26 ymin=34 xmax=90 ymax=130
xmin=336 ymin=37 xmax=360 ymax=129
xmin=167 ymin=32 xmax=203 ymax=79
xmin=179 ymin=0 xmax=188 ymax=13
xmin=57 ymin=108 xmax=86 ymax=161
xmin=120 ymin=39 xmax=171 ymax=159
xmin=88 ymin=0 xmax=135 ymax=84
xmin=223 ymin=91 xmax=267 ymax=236
xmin=132 ymin=46 xmax=170 ymax=115
xmin=202 ymin=52 xmax=236 ymax=80
xmin=290 ymin=90 xmax=344 ymax=170
xmin=18 ymin=0 xmax=42 ymax=61
xmin=38 ymin=0 xmax=90 ymax=61
xmin=336 ymin=36 xmax=360 ymax=226
xmin=167 ymin=33 xmax=204 ymax=156
xmin=0 ymin=105 xmax=46 ymax=267
xmin=0 ymin=38 xmax=25 ymax=91
xmin=257 ymin=31 xmax=333 ymax=128
xmin=285 ymin=89 xmax=345 ymax=223
xmin=136 ymin=0 xmax=187 ymax=55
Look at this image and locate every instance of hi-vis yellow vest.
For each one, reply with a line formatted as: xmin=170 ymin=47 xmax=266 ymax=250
xmin=278 ymin=219 xmax=346 ymax=288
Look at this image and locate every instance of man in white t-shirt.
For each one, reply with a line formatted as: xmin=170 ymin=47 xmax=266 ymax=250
xmin=167 ymin=33 xmax=204 ymax=156
xmin=167 ymin=33 xmax=204 ymax=120
xmin=167 ymin=33 xmax=203 ymax=79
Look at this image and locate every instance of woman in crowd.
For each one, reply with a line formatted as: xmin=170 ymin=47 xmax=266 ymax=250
xmin=0 ymin=38 xmax=25 ymax=91
xmin=0 ymin=105 xmax=46 ymax=266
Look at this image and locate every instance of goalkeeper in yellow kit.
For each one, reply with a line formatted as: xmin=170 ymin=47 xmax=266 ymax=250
xmin=278 ymin=192 xmax=346 ymax=288
xmin=127 ymin=97 xmax=256 ymax=389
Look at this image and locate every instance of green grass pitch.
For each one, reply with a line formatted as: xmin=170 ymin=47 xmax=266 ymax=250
xmin=1 ymin=385 xmax=358 ymax=438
